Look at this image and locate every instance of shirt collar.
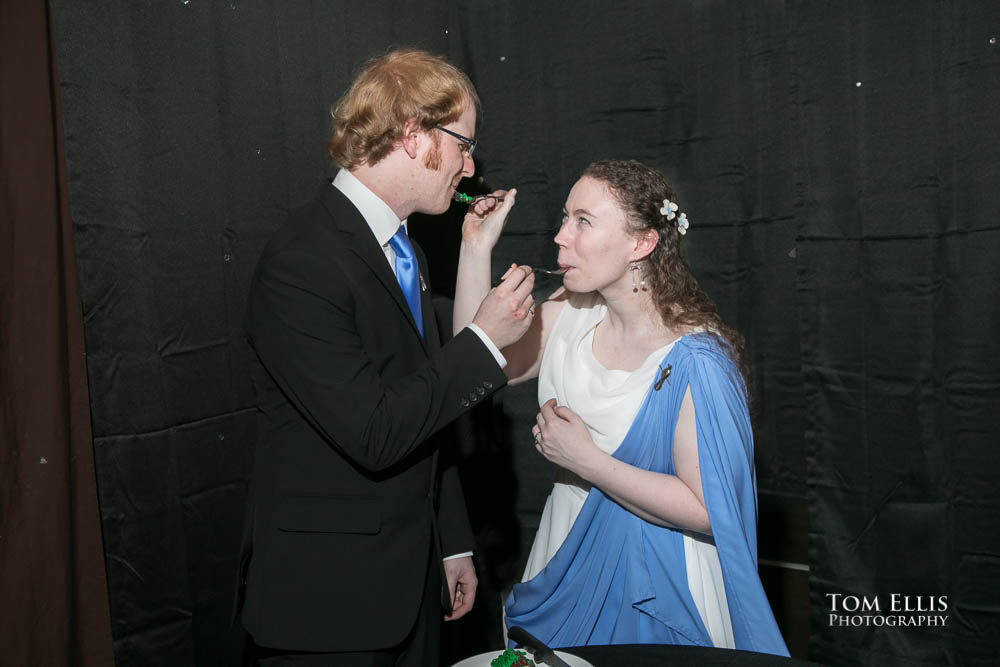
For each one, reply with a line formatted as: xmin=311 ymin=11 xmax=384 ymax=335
xmin=332 ymin=169 xmax=406 ymax=247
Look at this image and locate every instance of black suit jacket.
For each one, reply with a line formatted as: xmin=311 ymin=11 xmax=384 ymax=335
xmin=239 ymin=181 xmax=507 ymax=652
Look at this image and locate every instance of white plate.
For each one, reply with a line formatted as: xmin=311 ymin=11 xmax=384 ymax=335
xmin=450 ymin=649 xmax=594 ymax=667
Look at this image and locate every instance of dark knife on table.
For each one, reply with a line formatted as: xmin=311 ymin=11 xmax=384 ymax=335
xmin=507 ymin=626 xmax=572 ymax=667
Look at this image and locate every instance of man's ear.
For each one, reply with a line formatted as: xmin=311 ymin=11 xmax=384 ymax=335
xmin=632 ymin=228 xmax=660 ymax=262
xmin=401 ymin=118 xmax=422 ymax=159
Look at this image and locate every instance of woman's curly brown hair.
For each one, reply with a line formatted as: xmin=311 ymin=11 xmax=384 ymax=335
xmin=581 ymin=159 xmax=749 ymax=390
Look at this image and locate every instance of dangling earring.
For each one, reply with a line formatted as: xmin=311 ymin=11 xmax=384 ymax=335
xmin=629 ymin=261 xmax=647 ymax=293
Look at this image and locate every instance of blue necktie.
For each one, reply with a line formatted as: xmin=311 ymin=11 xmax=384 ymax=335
xmin=388 ymin=225 xmax=424 ymax=338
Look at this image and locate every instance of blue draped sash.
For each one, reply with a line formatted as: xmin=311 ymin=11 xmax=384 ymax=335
xmin=504 ymin=334 xmax=789 ymax=656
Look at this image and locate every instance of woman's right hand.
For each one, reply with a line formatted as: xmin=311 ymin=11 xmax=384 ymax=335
xmin=460 ymin=188 xmax=517 ymax=252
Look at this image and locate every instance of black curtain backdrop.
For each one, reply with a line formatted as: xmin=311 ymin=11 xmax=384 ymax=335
xmin=47 ymin=1 xmax=999 ymax=665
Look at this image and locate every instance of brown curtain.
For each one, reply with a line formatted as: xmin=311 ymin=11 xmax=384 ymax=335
xmin=0 ymin=1 xmax=114 ymax=665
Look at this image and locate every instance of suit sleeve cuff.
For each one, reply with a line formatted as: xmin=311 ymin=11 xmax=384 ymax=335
xmin=443 ymin=551 xmax=474 ymax=561
xmin=465 ymin=324 xmax=507 ymax=368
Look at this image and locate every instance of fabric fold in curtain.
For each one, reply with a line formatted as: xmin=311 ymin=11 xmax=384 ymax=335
xmin=0 ymin=2 xmax=114 ymax=665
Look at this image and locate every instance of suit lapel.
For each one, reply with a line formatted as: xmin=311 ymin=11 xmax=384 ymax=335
xmin=320 ymin=184 xmax=431 ymax=351
xmin=412 ymin=242 xmax=440 ymax=350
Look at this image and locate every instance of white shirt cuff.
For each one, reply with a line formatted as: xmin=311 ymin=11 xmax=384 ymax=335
xmin=443 ymin=551 xmax=474 ymax=561
xmin=466 ymin=324 xmax=507 ymax=369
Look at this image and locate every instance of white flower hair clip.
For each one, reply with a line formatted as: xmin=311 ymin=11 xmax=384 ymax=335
xmin=677 ymin=212 xmax=690 ymax=235
xmin=659 ymin=199 xmax=678 ymax=220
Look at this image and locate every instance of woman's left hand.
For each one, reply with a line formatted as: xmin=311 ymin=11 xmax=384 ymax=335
xmin=532 ymin=398 xmax=601 ymax=478
xmin=460 ymin=188 xmax=516 ymax=252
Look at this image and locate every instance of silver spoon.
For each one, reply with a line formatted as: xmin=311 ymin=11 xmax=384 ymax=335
xmin=493 ymin=267 xmax=564 ymax=287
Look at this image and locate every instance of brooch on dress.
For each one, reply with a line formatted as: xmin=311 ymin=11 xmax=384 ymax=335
xmin=654 ymin=364 xmax=672 ymax=391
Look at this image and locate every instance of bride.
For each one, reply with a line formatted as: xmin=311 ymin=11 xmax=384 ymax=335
xmin=452 ymin=159 xmax=788 ymax=656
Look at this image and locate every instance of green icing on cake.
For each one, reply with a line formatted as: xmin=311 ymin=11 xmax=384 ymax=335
xmin=490 ymin=647 xmax=534 ymax=667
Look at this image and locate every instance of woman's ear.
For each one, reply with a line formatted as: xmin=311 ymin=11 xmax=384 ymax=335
xmin=632 ymin=228 xmax=660 ymax=262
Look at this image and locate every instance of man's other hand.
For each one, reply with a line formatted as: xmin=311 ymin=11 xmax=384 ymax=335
xmin=443 ymin=556 xmax=478 ymax=621
xmin=471 ymin=264 xmax=535 ymax=350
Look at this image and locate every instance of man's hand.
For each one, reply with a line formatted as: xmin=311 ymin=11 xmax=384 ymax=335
xmin=443 ymin=556 xmax=478 ymax=621
xmin=471 ymin=264 xmax=535 ymax=349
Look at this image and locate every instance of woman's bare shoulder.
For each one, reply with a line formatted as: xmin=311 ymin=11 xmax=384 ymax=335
xmin=544 ymin=286 xmax=570 ymax=304
xmin=538 ymin=287 xmax=573 ymax=321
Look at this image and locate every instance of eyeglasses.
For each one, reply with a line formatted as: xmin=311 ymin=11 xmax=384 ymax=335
xmin=434 ymin=126 xmax=477 ymax=157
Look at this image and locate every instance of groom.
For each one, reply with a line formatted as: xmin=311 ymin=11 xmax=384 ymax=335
xmin=238 ymin=49 xmax=534 ymax=665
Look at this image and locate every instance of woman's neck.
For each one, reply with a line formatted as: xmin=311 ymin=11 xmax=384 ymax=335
xmin=593 ymin=281 xmax=681 ymax=370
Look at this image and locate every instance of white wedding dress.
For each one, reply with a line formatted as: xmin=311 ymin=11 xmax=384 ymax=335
xmin=520 ymin=291 xmax=735 ymax=648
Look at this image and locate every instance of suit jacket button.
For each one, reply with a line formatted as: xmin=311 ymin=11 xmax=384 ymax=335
xmin=460 ymin=398 xmax=470 ymax=408
xmin=483 ymin=381 xmax=493 ymax=390
xmin=476 ymin=387 xmax=486 ymax=396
